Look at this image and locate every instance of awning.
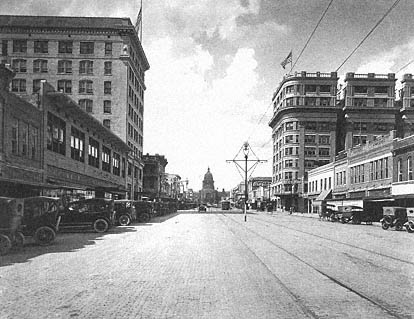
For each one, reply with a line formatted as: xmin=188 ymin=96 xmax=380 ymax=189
xmin=315 ymin=189 xmax=332 ymax=201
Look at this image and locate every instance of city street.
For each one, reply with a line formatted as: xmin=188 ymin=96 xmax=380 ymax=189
xmin=1 ymin=210 xmax=413 ymax=319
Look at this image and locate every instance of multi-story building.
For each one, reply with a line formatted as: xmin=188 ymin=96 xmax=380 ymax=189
xmin=142 ymin=153 xmax=168 ymax=200
xmin=340 ymin=72 xmax=397 ymax=150
xmin=0 ymin=64 xmax=129 ymax=198
xmin=0 ymin=15 xmax=149 ymax=199
xmin=269 ymin=71 xmax=339 ymax=212
xmin=247 ymin=177 xmax=271 ymax=209
xmin=306 ymin=130 xmax=414 ymax=213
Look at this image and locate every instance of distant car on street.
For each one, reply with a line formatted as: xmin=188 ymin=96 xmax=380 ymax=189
xmin=198 ymin=205 xmax=207 ymax=212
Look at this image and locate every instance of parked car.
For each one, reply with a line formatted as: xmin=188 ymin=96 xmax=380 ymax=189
xmin=198 ymin=204 xmax=207 ymax=212
xmin=0 ymin=197 xmax=25 ymax=255
xmin=381 ymin=207 xmax=408 ymax=231
xmin=134 ymin=200 xmax=154 ymax=223
xmin=60 ymin=198 xmax=115 ymax=233
xmin=21 ymin=196 xmax=62 ymax=246
xmin=337 ymin=206 xmax=371 ymax=224
xmin=114 ymin=200 xmax=136 ymax=226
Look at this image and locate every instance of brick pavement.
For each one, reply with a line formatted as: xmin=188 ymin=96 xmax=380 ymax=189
xmin=0 ymin=213 xmax=312 ymax=319
xmin=1 ymin=212 xmax=413 ymax=318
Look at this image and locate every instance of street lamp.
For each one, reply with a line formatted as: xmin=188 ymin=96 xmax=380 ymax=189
xmin=243 ymin=142 xmax=249 ymax=222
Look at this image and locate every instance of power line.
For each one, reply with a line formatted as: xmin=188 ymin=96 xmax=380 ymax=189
xmin=246 ymin=99 xmax=273 ymax=143
xmin=290 ymin=0 xmax=335 ymax=73
xmin=396 ymin=59 xmax=414 ymax=75
xmin=246 ymin=0 xmax=335 ymax=149
xmin=335 ymin=0 xmax=402 ymax=72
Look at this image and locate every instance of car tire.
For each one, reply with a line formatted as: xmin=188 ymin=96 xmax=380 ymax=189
xmin=13 ymin=232 xmax=25 ymax=248
xmin=406 ymin=221 xmax=414 ymax=233
xmin=34 ymin=226 xmax=56 ymax=246
xmin=395 ymin=222 xmax=403 ymax=231
xmin=0 ymin=234 xmax=12 ymax=255
xmin=93 ymin=218 xmax=109 ymax=233
xmin=382 ymin=222 xmax=389 ymax=230
xmin=118 ymin=214 xmax=131 ymax=226
xmin=138 ymin=213 xmax=150 ymax=223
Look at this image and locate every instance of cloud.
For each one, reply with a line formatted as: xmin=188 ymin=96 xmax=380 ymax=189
xmin=355 ymin=38 xmax=414 ymax=76
xmin=144 ymin=34 xmax=268 ymax=188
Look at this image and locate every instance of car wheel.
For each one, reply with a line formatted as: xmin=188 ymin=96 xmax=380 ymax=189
xmin=93 ymin=218 xmax=109 ymax=233
xmin=13 ymin=232 xmax=25 ymax=248
xmin=0 ymin=234 xmax=12 ymax=255
xmin=395 ymin=222 xmax=403 ymax=231
xmin=139 ymin=213 xmax=150 ymax=223
xmin=382 ymin=222 xmax=389 ymax=230
xmin=34 ymin=226 xmax=56 ymax=246
xmin=118 ymin=214 xmax=131 ymax=226
xmin=406 ymin=221 xmax=414 ymax=233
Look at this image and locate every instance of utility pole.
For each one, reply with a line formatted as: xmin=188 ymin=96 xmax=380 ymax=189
xmin=227 ymin=142 xmax=267 ymax=222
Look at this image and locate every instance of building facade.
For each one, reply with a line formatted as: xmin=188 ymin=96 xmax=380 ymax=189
xmin=0 ymin=64 xmax=129 ymax=198
xmin=269 ymin=71 xmax=339 ymax=212
xmin=306 ymin=131 xmax=396 ymax=211
xmin=269 ymin=70 xmax=408 ymax=212
xmin=0 ymin=15 xmax=149 ymax=199
xmin=142 ymin=153 xmax=168 ymax=200
xmin=247 ymin=177 xmax=272 ymax=209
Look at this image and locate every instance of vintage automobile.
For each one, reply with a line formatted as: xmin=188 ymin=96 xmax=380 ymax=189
xmin=381 ymin=207 xmax=408 ymax=231
xmin=21 ymin=196 xmax=62 ymax=246
xmin=59 ymin=198 xmax=115 ymax=233
xmin=221 ymin=200 xmax=231 ymax=211
xmin=134 ymin=200 xmax=154 ymax=223
xmin=405 ymin=208 xmax=414 ymax=233
xmin=337 ymin=206 xmax=371 ymax=224
xmin=0 ymin=197 xmax=25 ymax=255
xmin=198 ymin=204 xmax=207 ymax=212
xmin=114 ymin=200 xmax=136 ymax=226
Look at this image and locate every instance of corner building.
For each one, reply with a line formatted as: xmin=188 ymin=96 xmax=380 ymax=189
xmin=269 ymin=71 xmax=339 ymax=212
xmin=0 ymin=15 xmax=149 ymax=199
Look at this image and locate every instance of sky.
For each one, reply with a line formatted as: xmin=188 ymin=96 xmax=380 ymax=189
xmin=2 ymin=0 xmax=414 ymax=191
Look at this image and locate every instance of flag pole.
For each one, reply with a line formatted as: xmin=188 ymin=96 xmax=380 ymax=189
xmin=140 ymin=0 xmax=143 ymax=42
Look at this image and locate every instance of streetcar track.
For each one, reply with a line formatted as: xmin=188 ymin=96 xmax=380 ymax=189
xmin=253 ymin=214 xmax=414 ymax=267
xmin=216 ymin=214 xmax=319 ymax=319
xmin=220 ymin=213 xmax=407 ymax=319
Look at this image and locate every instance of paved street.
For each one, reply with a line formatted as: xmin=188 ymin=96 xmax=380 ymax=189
xmin=1 ymin=210 xmax=413 ymax=319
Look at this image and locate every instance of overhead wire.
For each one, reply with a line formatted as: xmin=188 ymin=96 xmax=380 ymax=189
xmin=246 ymin=0 xmax=335 ymax=152
xmin=290 ymin=0 xmax=335 ymax=73
xmin=395 ymin=59 xmax=414 ymax=75
xmin=335 ymin=0 xmax=402 ymax=72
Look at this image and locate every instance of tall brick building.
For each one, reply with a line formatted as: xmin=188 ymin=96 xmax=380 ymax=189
xmin=0 ymin=15 xmax=149 ymax=199
xmin=269 ymin=71 xmax=402 ymax=212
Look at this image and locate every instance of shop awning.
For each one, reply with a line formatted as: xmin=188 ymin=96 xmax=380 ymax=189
xmin=315 ymin=189 xmax=332 ymax=201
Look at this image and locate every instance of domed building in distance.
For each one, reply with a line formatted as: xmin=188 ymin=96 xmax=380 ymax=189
xmin=200 ymin=167 xmax=215 ymax=204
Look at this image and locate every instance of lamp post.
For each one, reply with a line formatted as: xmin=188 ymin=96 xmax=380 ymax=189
xmin=243 ymin=142 xmax=249 ymax=222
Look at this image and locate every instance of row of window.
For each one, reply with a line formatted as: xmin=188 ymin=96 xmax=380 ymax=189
xmin=397 ymin=156 xmax=413 ymax=182
xmin=6 ymin=40 xmax=113 ymax=55
xmin=12 ymin=59 xmax=112 ymax=75
xmin=46 ymin=112 xmax=130 ymax=176
xmin=352 ymin=98 xmax=389 ymax=108
xmin=352 ymin=85 xmax=389 ymax=95
xmin=128 ymin=104 xmax=143 ymax=130
xmin=72 ymin=102 xmax=124 ymax=127
xmin=274 ymin=84 xmax=334 ymax=106
xmin=284 ymin=96 xmax=332 ymax=107
xmin=12 ymin=78 xmax=112 ymax=95
xmin=127 ymin=123 xmax=143 ymax=146
xmin=274 ymin=121 xmax=332 ymax=138
xmin=309 ymin=177 xmax=332 ymax=193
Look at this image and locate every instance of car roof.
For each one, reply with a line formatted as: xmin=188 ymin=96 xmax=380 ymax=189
xmin=23 ymin=196 xmax=60 ymax=201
